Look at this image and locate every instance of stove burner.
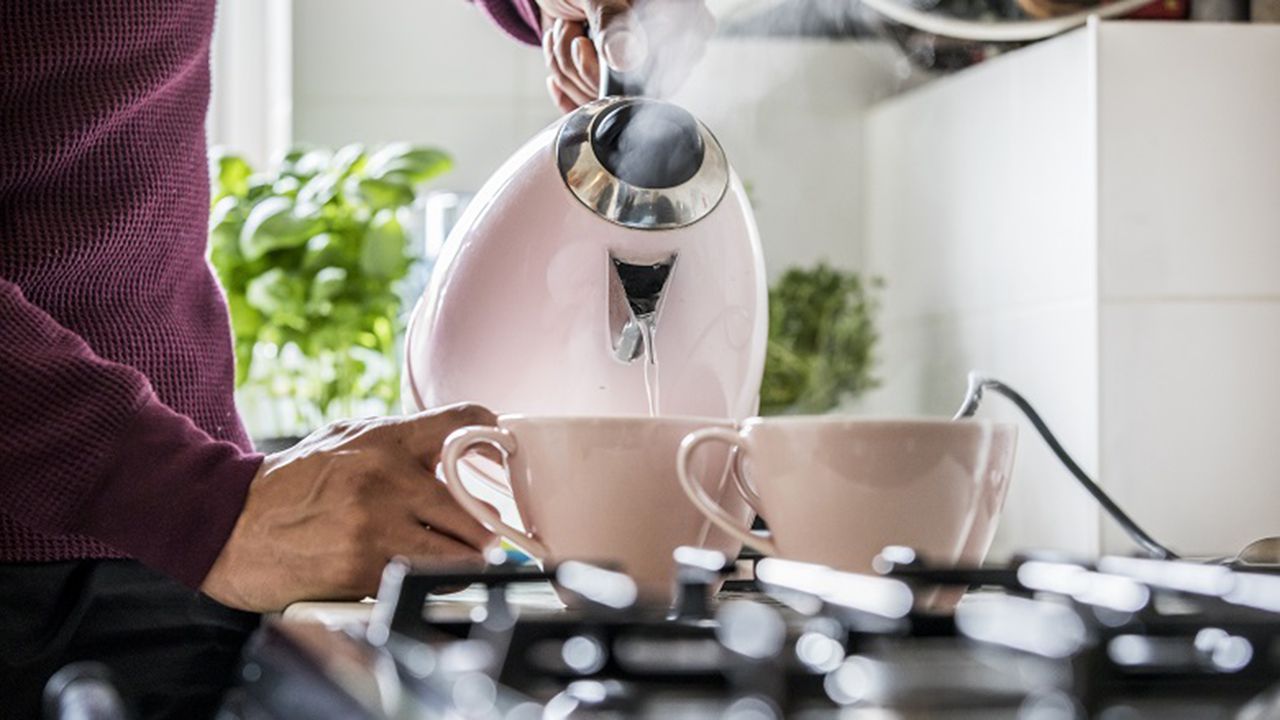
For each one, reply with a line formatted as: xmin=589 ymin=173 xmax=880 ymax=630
xmin=215 ymin=547 xmax=1280 ymax=720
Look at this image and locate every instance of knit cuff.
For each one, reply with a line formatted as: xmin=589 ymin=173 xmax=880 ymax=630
xmin=72 ymin=396 xmax=263 ymax=589
xmin=473 ymin=0 xmax=543 ymax=46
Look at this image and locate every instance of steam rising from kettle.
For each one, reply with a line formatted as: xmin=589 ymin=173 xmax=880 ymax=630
xmin=403 ymin=26 xmax=767 ymax=420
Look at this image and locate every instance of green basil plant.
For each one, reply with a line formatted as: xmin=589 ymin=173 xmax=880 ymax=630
xmin=208 ymin=143 xmax=451 ymax=435
xmin=760 ymin=262 xmax=882 ymax=415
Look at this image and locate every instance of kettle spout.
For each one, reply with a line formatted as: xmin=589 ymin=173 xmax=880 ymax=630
xmin=609 ymin=254 xmax=675 ymax=363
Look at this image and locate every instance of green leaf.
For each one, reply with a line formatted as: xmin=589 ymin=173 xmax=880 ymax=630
xmin=239 ymin=197 xmax=325 ymax=261
xmin=759 ymin=341 xmax=811 ymax=415
xmin=301 ymin=232 xmax=356 ymax=272
xmin=280 ymin=147 xmax=308 ymax=166
xmin=372 ymin=315 xmax=395 ymax=351
xmin=310 ymin=266 xmax=348 ymax=303
xmin=284 ymin=147 xmax=331 ymax=180
xmin=234 ymin=342 xmax=254 ymax=387
xmin=245 ymin=267 xmax=307 ymax=327
xmin=245 ymin=175 xmax=274 ymax=202
xmin=760 ymin=262 xmax=882 ymax=415
xmin=329 ymin=300 xmax=361 ymax=327
xmin=272 ymin=175 xmax=302 ymax=198
xmin=226 ymin=291 xmax=264 ymax=340
xmin=330 ymin=143 xmax=367 ymax=178
xmin=212 ymin=152 xmax=252 ymax=199
xmin=360 ymin=209 xmax=408 ymax=279
xmin=297 ymin=172 xmax=340 ymax=208
xmin=366 ymin=143 xmax=452 ymax=185
xmin=210 ymin=194 xmax=242 ymax=229
xmin=355 ymin=177 xmax=415 ymax=211
xmin=209 ymin=142 xmax=451 ymax=423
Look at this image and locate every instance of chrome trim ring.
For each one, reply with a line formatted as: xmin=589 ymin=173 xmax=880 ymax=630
xmin=555 ymin=98 xmax=730 ymax=230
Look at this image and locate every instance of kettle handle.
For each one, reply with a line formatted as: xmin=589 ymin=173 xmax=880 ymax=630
xmin=596 ymin=46 xmax=644 ymax=99
xmin=589 ymin=25 xmax=647 ymax=99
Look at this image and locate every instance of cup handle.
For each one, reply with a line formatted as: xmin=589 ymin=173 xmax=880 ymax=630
xmin=677 ymin=427 xmax=778 ymax=556
xmin=441 ymin=425 xmax=548 ymax=558
xmin=457 ymin=455 xmax=514 ymax=498
xmin=729 ymin=445 xmax=766 ymax=513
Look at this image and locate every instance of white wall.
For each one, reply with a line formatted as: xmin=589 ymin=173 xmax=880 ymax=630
xmin=291 ymin=0 xmax=556 ymax=191
xmin=1093 ymin=22 xmax=1280 ymax=557
xmin=865 ymin=21 xmax=1280 ymax=560
xmin=289 ymin=0 xmax=904 ymax=278
xmin=671 ymin=39 xmax=904 ymax=279
xmin=864 ymin=29 xmax=1103 ymax=560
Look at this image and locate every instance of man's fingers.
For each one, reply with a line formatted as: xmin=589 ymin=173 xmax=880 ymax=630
xmin=547 ymin=76 xmax=576 ymax=113
xmin=394 ymin=402 xmax=497 ymax=466
xmin=542 ymin=24 xmax=557 ymax=69
xmin=384 ymin=525 xmax=486 ymax=571
xmin=554 ymin=20 xmax=596 ymax=98
xmin=541 ymin=0 xmax=589 ymax=21
xmin=563 ymin=76 xmax=594 ymax=107
xmin=399 ymin=467 xmax=497 ymax=552
xmin=551 ymin=71 xmax=592 ymax=109
xmin=585 ymin=0 xmax=633 ymax=36
xmin=545 ymin=24 xmax=589 ymax=110
xmin=571 ymin=36 xmax=601 ymax=97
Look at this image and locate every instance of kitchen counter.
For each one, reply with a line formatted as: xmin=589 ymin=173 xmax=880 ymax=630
xmin=281 ymin=581 xmax=567 ymax=629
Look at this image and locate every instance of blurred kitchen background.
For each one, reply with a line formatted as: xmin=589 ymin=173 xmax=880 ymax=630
xmin=207 ymin=0 xmax=1280 ymax=563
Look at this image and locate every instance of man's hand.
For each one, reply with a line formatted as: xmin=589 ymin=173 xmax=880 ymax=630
xmin=537 ymin=0 xmax=715 ymax=112
xmin=201 ymin=403 xmax=499 ymax=612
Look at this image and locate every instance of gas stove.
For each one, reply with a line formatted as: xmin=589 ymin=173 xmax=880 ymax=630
xmin=219 ymin=548 xmax=1280 ymax=719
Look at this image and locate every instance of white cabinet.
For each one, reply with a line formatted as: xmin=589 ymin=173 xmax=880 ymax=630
xmin=863 ymin=20 xmax=1280 ymax=559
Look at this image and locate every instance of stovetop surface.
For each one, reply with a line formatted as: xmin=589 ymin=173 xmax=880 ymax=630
xmin=224 ymin=553 xmax=1280 ymax=720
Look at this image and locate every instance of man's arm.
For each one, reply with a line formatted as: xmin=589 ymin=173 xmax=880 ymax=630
xmin=3 ymin=277 xmax=499 ymax=610
xmin=0 ymin=278 xmax=262 ymax=589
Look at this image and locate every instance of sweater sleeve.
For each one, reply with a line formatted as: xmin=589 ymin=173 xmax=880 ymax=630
xmin=0 ymin=279 xmax=263 ymax=588
xmin=471 ymin=0 xmax=543 ymax=45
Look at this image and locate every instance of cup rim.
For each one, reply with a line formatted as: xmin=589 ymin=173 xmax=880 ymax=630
xmin=741 ymin=415 xmax=1016 ymax=431
xmin=496 ymin=413 xmax=736 ymax=426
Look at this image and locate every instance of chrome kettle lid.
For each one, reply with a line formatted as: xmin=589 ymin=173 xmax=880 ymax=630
xmin=555 ymin=97 xmax=729 ymax=230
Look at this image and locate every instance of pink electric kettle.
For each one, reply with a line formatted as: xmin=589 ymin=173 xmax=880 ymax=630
xmin=403 ymin=57 xmax=767 ymax=419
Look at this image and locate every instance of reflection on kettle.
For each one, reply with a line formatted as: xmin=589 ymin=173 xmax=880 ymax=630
xmin=403 ymin=95 xmax=767 ymax=420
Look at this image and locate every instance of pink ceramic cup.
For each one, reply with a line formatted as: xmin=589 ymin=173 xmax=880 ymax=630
xmin=441 ymin=415 xmax=755 ymax=606
xmin=677 ymin=417 xmax=1017 ymax=607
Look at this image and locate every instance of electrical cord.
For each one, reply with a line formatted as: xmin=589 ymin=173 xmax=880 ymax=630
xmin=954 ymin=372 xmax=1179 ymax=560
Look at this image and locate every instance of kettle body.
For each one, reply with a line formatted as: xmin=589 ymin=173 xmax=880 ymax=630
xmin=404 ymin=97 xmax=767 ymax=419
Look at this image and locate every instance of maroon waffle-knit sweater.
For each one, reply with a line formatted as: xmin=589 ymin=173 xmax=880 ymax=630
xmin=0 ymin=0 xmax=541 ymax=589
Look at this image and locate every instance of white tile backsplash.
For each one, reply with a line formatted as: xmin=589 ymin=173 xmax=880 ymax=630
xmin=865 ymin=28 xmax=1097 ymax=324
xmin=1097 ymin=23 xmax=1280 ymax=300
xmin=865 ymin=22 xmax=1280 ymax=559
xmin=1100 ymin=299 xmax=1280 ymax=557
xmin=860 ymin=302 xmax=1103 ymax=559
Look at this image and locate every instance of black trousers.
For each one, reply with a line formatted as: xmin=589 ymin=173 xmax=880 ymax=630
xmin=0 ymin=560 xmax=260 ymax=720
